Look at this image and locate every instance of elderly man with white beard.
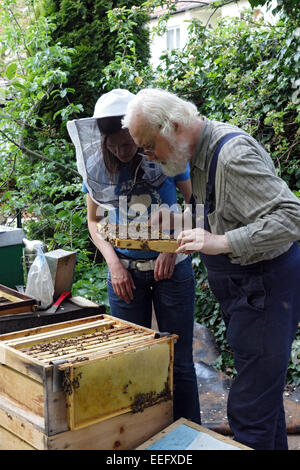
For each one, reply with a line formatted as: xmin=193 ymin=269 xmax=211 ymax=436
xmin=122 ymin=87 xmax=300 ymax=451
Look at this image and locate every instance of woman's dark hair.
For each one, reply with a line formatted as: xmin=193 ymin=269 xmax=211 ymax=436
xmin=97 ymin=116 xmax=123 ymax=136
xmin=97 ymin=116 xmax=142 ymax=176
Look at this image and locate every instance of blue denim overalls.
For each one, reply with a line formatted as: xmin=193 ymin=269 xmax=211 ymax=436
xmin=195 ymin=133 xmax=300 ymax=450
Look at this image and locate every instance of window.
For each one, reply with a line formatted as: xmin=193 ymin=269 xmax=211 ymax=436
xmin=166 ymin=26 xmax=180 ymax=50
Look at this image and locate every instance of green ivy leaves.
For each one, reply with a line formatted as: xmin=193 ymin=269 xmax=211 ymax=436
xmin=5 ymin=63 xmax=17 ymax=80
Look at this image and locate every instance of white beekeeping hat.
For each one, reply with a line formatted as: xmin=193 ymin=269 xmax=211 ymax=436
xmin=93 ymin=89 xmax=135 ymax=119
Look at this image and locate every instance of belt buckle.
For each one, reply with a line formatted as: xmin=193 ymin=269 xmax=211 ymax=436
xmin=136 ymin=260 xmax=153 ymax=271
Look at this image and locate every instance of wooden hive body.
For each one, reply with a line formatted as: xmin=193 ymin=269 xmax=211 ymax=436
xmin=0 ymin=315 xmax=175 ymax=449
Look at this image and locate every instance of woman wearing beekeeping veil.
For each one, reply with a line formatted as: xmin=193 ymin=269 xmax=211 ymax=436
xmin=67 ymin=89 xmax=201 ymax=424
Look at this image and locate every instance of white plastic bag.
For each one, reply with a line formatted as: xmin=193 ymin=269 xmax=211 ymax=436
xmin=25 ymin=247 xmax=54 ymax=310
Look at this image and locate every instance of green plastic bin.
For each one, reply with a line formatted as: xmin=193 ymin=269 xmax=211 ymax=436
xmin=0 ymin=225 xmax=25 ymax=289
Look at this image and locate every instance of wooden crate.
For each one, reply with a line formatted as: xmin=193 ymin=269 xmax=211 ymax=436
xmin=0 ymin=284 xmax=37 ymax=316
xmin=0 ymin=314 xmax=176 ymax=449
xmin=136 ymin=418 xmax=252 ymax=451
xmin=0 ymin=394 xmax=173 ymax=450
xmin=0 ymin=296 xmax=106 ymax=335
xmin=44 ymin=249 xmax=76 ymax=300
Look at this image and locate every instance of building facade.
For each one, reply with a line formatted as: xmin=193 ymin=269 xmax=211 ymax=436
xmin=149 ymin=1 xmax=276 ymax=67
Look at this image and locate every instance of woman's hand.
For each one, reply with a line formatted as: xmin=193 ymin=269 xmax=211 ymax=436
xmin=176 ymin=228 xmax=232 ymax=255
xmin=109 ymin=261 xmax=136 ymax=304
xmin=154 ymin=253 xmax=177 ymax=281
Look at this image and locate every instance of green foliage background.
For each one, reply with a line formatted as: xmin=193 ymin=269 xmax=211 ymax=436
xmin=39 ymin=0 xmax=150 ymax=122
xmin=0 ymin=0 xmax=299 ymax=383
xmin=155 ymin=14 xmax=300 ymax=189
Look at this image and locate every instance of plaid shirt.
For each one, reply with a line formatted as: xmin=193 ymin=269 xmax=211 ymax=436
xmin=190 ymin=117 xmax=300 ymax=265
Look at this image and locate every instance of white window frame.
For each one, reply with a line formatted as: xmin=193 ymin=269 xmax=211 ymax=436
xmin=166 ymin=26 xmax=181 ymax=51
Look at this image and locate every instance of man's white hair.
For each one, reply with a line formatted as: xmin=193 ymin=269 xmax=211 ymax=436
xmin=122 ymin=88 xmax=199 ymax=137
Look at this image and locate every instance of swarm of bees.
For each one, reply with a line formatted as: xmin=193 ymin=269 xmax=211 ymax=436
xmin=131 ymin=381 xmax=171 ymax=413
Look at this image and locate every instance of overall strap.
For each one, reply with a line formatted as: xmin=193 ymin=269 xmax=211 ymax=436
xmin=204 ymin=132 xmax=246 ymax=231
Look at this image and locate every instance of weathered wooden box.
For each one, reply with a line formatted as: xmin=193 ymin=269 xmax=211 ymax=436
xmin=44 ymin=249 xmax=76 ymax=300
xmin=0 ymin=314 xmax=175 ymax=449
xmin=0 ymin=296 xmax=106 ymax=335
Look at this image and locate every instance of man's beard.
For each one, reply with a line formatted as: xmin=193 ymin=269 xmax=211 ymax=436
xmin=161 ymin=141 xmax=191 ymax=177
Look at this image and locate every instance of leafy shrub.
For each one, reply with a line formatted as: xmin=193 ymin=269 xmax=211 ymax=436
xmin=155 ymin=13 xmax=299 ymax=189
xmin=40 ymin=0 xmax=150 ymax=120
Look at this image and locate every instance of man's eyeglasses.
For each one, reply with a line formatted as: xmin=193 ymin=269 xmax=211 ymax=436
xmin=143 ymin=143 xmax=154 ymax=153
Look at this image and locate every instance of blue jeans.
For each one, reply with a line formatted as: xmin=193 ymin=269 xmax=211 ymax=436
xmin=203 ymin=243 xmax=300 ymax=450
xmin=107 ymin=256 xmax=201 ymax=424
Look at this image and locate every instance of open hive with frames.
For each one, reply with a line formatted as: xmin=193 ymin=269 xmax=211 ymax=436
xmin=0 ymin=314 xmax=176 ymax=450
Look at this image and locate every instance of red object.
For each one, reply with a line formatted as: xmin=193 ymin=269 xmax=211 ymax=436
xmin=47 ymin=291 xmax=72 ymax=313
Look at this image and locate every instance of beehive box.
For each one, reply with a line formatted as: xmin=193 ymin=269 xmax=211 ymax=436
xmin=0 ymin=314 xmax=175 ymax=450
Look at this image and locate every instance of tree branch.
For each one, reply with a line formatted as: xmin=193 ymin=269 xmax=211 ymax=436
xmin=7 ymin=6 xmax=31 ymax=57
xmin=0 ymin=129 xmax=80 ymax=177
xmin=18 ymin=85 xmax=54 ymax=148
xmin=0 ymin=153 xmax=17 ymax=190
xmin=172 ymin=0 xmax=240 ymax=8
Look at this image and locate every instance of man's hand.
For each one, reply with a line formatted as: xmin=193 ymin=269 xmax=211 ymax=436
xmin=176 ymin=228 xmax=232 ymax=255
xmin=154 ymin=253 xmax=177 ymax=281
xmin=109 ymin=261 xmax=136 ymax=304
